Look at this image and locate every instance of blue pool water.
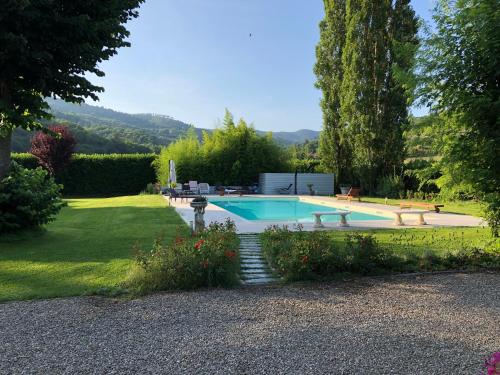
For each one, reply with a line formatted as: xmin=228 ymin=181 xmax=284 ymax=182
xmin=208 ymin=197 xmax=388 ymax=222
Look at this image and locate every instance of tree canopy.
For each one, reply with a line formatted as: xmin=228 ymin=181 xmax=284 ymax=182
xmin=418 ymin=0 xmax=500 ymax=235
xmin=0 ymin=0 xmax=144 ymax=177
xmin=315 ymin=0 xmax=418 ymax=193
xmin=156 ymin=110 xmax=290 ymax=186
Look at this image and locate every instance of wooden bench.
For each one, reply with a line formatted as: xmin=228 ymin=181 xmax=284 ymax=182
xmin=399 ymin=201 xmax=444 ymax=213
xmin=393 ymin=210 xmax=430 ymax=226
xmin=313 ymin=211 xmax=351 ymax=228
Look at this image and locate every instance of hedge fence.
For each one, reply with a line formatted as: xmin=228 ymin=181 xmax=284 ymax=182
xmin=12 ymin=153 xmax=157 ymax=196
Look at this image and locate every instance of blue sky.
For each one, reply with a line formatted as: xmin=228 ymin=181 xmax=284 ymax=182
xmin=89 ymin=0 xmax=435 ymax=131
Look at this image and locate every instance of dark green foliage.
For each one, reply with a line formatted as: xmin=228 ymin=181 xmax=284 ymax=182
xmin=417 ymin=0 xmax=500 ymax=235
xmin=0 ymin=0 xmax=143 ymax=178
xmin=126 ymin=220 xmax=240 ymax=293
xmin=12 ymin=153 xmax=156 ymax=197
xmin=157 ymin=110 xmax=290 ymax=185
xmin=376 ymin=175 xmax=405 ymax=198
xmin=290 ymin=139 xmax=322 ymax=173
xmin=315 ymin=0 xmax=418 ymax=192
xmin=0 ymin=162 xmax=65 ymax=233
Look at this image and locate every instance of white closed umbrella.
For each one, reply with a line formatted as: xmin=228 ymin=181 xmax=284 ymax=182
xmin=168 ymin=160 xmax=177 ymax=187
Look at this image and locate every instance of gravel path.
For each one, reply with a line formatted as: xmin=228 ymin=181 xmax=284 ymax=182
xmin=1 ymin=273 xmax=499 ymax=374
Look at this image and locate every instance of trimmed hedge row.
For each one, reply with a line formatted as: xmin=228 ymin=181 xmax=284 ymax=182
xmin=12 ymin=153 xmax=157 ymax=196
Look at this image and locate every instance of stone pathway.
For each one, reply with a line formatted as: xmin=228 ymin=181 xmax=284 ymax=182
xmin=238 ymin=234 xmax=278 ymax=285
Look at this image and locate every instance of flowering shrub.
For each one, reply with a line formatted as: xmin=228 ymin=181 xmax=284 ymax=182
xmin=261 ymin=227 xmax=500 ymax=282
xmin=483 ymin=352 xmax=500 ymax=375
xmin=126 ymin=219 xmax=240 ymax=293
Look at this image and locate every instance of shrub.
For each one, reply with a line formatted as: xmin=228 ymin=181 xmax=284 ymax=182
xmin=0 ymin=162 xmax=65 ymax=234
xmin=376 ymin=175 xmax=405 ymax=198
xmin=30 ymin=124 xmax=76 ymax=175
xmin=345 ymin=233 xmax=402 ymax=275
xmin=261 ymin=225 xmax=342 ymax=281
xmin=12 ymin=153 xmax=156 ymax=196
xmin=140 ymin=183 xmax=160 ymax=195
xmin=125 ymin=219 xmax=240 ymax=293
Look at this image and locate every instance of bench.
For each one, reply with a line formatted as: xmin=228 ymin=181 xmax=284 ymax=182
xmin=399 ymin=202 xmax=444 ymax=213
xmin=313 ymin=211 xmax=351 ymax=228
xmin=393 ymin=210 xmax=430 ymax=226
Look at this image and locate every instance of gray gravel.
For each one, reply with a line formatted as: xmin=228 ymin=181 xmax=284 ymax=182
xmin=1 ymin=272 xmax=499 ymax=374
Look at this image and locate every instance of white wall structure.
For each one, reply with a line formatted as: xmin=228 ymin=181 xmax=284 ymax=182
xmin=259 ymin=173 xmax=335 ymax=195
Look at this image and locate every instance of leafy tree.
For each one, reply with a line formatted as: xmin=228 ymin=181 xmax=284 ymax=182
xmin=314 ymin=0 xmax=352 ymax=183
xmin=0 ymin=0 xmax=144 ymax=178
xmin=156 ymin=110 xmax=290 ymax=186
xmin=315 ymin=0 xmax=418 ymax=193
xmin=30 ymin=124 xmax=76 ymax=176
xmin=418 ymin=0 xmax=500 ymax=235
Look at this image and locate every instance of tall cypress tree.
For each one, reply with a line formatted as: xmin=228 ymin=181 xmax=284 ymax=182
xmin=315 ymin=0 xmax=418 ymax=194
xmin=314 ymin=0 xmax=351 ymax=184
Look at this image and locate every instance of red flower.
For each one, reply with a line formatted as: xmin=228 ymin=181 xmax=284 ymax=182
xmin=224 ymin=250 xmax=236 ymax=258
xmin=194 ymin=239 xmax=205 ymax=250
xmin=301 ymin=255 xmax=309 ymax=264
xmin=201 ymin=259 xmax=209 ymax=269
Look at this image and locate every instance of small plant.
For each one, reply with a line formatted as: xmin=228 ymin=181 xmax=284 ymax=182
xmin=141 ymin=183 xmax=159 ymax=195
xmin=482 ymin=352 xmax=500 ymax=375
xmin=376 ymin=175 xmax=405 ymax=199
xmin=0 ymin=162 xmax=65 ymax=234
xmin=307 ymin=183 xmax=315 ymax=196
xmin=192 ymin=196 xmax=207 ymax=203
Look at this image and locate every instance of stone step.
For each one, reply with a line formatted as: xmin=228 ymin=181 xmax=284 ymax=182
xmin=240 ymin=263 xmax=266 ymax=269
xmin=243 ymin=277 xmax=279 ymax=285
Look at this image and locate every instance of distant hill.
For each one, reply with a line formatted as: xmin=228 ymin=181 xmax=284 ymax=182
xmin=12 ymin=99 xmax=320 ymax=153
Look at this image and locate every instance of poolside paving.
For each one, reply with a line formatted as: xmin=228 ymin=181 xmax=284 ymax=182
xmin=167 ymin=195 xmax=484 ymax=233
xmin=1 ymin=273 xmax=498 ymax=374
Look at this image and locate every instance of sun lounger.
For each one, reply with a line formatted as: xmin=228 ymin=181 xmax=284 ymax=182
xmin=336 ymin=187 xmax=361 ymax=202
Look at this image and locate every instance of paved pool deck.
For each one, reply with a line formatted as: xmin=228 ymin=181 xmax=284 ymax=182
xmin=166 ymin=195 xmax=485 ymax=234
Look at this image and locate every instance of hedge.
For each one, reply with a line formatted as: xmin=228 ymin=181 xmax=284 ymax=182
xmin=12 ymin=153 xmax=157 ymax=196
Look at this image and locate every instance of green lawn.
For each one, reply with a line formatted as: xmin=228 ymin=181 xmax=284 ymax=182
xmin=327 ymin=227 xmax=498 ymax=257
xmin=0 ymin=195 xmax=187 ymax=302
xmin=361 ymin=197 xmax=484 ymax=217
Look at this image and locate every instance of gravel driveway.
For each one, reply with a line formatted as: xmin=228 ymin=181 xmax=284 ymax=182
xmin=1 ymin=273 xmax=498 ymax=374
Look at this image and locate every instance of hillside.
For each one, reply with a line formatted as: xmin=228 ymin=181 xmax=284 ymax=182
xmin=12 ymin=99 xmax=320 ymax=153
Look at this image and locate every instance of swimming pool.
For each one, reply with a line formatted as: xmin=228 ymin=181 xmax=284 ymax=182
xmin=208 ymin=197 xmax=389 ymax=222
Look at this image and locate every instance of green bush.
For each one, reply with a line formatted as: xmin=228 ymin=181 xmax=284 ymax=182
xmin=12 ymin=153 xmax=156 ymax=196
xmin=125 ymin=219 xmax=240 ymax=293
xmin=376 ymin=175 xmax=405 ymax=198
xmin=0 ymin=162 xmax=65 ymax=234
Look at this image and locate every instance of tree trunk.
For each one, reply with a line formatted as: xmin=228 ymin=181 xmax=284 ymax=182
xmin=0 ymin=130 xmax=12 ymax=179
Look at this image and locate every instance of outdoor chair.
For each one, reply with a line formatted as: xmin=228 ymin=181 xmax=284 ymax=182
xmin=278 ymin=183 xmax=293 ymax=195
xmin=336 ymin=187 xmax=361 ymax=202
xmin=198 ymin=183 xmax=210 ymax=194
xmin=189 ymin=180 xmax=199 ymax=194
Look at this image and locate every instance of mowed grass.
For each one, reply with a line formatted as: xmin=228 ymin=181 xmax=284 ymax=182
xmin=361 ymin=197 xmax=484 ymax=217
xmin=0 ymin=195 xmax=188 ymax=302
xmin=327 ymin=227 xmax=499 ymax=257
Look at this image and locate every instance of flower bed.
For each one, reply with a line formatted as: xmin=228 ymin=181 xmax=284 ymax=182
xmin=261 ymin=225 xmax=500 ymax=281
xmin=126 ymin=219 xmax=240 ymax=293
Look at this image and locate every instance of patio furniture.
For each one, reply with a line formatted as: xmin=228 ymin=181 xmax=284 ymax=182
xmin=198 ymin=183 xmax=210 ymax=195
xmin=189 ymin=181 xmax=199 ymax=194
xmin=399 ymin=201 xmax=444 ymax=213
xmin=166 ymin=188 xmax=193 ymax=203
xmin=392 ymin=210 xmax=430 ymax=226
xmin=278 ymin=183 xmax=293 ymax=195
xmin=312 ymin=211 xmax=351 ymax=228
xmin=336 ymin=187 xmax=361 ymax=202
